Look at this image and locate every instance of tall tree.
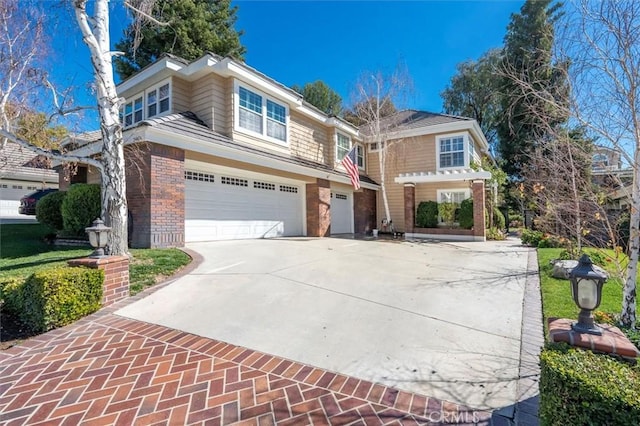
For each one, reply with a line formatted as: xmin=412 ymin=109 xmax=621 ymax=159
xmin=291 ymin=81 xmax=342 ymax=116
xmin=497 ymin=0 xmax=568 ymax=178
xmin=114 ymin=0 xmax=245 ymax=80
xmin=441 ymin=48 xmax=502 ymax=150
xmin=348 ymin=67 xmax=412 ymax=226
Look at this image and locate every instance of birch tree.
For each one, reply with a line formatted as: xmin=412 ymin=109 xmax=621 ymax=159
xmin=501 ymin=0 xmax=640 ymax=326
xmin=0 ymin=0 xmax=160 ymax=256
xmin=349 ymin=68 xmax=412 ymax=227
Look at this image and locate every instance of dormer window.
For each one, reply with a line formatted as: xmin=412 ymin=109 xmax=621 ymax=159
xmin=234 ymin=81 xmax=289 ymax=145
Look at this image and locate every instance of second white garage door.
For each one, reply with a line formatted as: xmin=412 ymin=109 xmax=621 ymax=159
xmin=331 ymin=191 xmax=353 ymax=234
xmin=185 ymin=169 xmax=304 ymax=242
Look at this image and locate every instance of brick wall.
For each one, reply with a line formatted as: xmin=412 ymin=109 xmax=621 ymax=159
xmin=354 ymin=188 xmax=377 ymax=235
xmin=306 ymin=178 xmax=331 ymax=237
xmin=403 ymin=184 xmax=415 ymax=234
xmin=68 ymin=256 xmax=130 ymax=307
xmin=127 ymin=143 xmax=185 ymax=248
xmin=472 ymin=180 xmax=486 ymax=240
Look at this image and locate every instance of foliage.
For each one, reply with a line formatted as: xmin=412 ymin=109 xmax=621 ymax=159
xmin=343 ymin=95 xmax=397 ymax=127
xmin=497 ymin=0 xmax=568 ymax=179
xmin=292 ymin=81 xmax=342 ymax=116
xmin=539 ymin=344 xmax=640 ymax=426
xmin=15 ymin=112 xmax=67 ymax=150
xmin=128 ymin=248 xmax=191 ymax=295
xmin=486 ymin=227 xmax=506 ymax=241
xmin=438 ymin=202 xmax=457 ymax=227
xmin=36 ymin=191 xmax=66 ymax=231
xmin=4 ymin=267 xmax=103 ymax=332
xmin=521 ymin=229 xmax=545 ymax=246
xmin=114 ymin=0 xmax=245 ymax=79
xmin=441 ymin=49 xmax=502 ymax=149
xmin=416 ymin=201 xmax=439 ymax=228
xmin=492 ymin=207 xmax=506 ymax=230
xmin=61 ymin=184 xmax=101 ymax=237
xmin=459 ymin=199 xmax=474 ymax=229
xmin=537 ymin=234 xmax=566 ymax=249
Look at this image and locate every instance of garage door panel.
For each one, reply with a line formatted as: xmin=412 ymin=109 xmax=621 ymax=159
xmin=185 ymin=170 xmax=303 ymax=242
xmin=331 ymin=192 xmax=352 ymax=234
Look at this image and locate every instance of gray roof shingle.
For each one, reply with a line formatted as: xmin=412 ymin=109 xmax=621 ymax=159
xmin=360 ymin=109 xmax=472 ymax=135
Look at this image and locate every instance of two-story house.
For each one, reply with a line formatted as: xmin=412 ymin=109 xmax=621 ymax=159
xmin=60 ymin=53 xmax=379 ymax=247
xmin=365 ymin=110 xmax=492 ymax=241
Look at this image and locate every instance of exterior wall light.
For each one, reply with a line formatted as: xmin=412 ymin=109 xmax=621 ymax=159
xmin=85 ymin=218 xmax=111 ymax=258
xmin=569 ymin=254 xmax=607 ymax=335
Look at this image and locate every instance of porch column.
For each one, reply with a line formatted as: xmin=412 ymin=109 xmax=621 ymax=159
xmin=306 ymin=178 xmax=331 ymax=237
xmin=472 ymin=180 xmax=486 ymax=241
xmin=404 ymin=183 xmax=415 ymax=234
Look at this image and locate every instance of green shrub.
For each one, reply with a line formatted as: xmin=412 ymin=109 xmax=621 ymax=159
xmin=438 ymin=202 xmax=457 ymax=227
xmin=416 ymin=201 xmax=439 ymax=228
xmin=538 ymin=235 xmax=567 ymax=249
xmin=11 ymin=267 xmax=104 ymax=332
xmin=486 ymin=227 xmax=506 ymax=240
xmin=540 ymin=345 xmax=640 ymax=425
xmin=61 ymin=184 xmax=101 ymax=236
xmin=36 ymin=191 xmax=67 ymax=231
xmin=493 ymin=207 xmax=506 ymax=230
xmin=521 ymin=229 xmax=544 ymax=246
xmin=0 ymin=277 xmax=24 ymax=311
xmin=459 ymin=199 xmax=474 ymax=229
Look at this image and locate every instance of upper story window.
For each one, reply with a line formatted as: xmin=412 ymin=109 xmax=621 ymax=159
xmin=235 ymin=83 xmax=288 ymax=144
xmin=356 ymin=144 xmax=365 ymax=169
xmin=336 ymin=132 xmax=351 ymax=161
xmin=121 ymin=79 xmax=171 ymax=129
xmin=592 ymin=153 xmax=609 ymax=169
xmin=147 ymin=82 xmax=170 ymax=118
xmin=437 ymin=133 xmax=476 ymax=170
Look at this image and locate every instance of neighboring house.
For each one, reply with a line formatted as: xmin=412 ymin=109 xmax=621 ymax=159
xmin=364 ymin=110 xmax=492 ymax=241
xmin=591 ymin=145 xmax=633 ymax=210
xmin=60 ymin=53 xmax=379 ymax=248
xmin=60 ymin=54 xmax=492 ymax=247
xmin=0 ymin=141 xmax=58 ymax=215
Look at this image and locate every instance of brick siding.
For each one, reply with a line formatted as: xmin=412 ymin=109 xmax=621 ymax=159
xmin=354 ymin=188 xmax=377 ymax=234
xmin=306 ymin=179 xmax=331 ymax=237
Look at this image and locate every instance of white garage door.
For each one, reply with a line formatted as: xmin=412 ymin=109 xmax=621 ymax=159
xmin=185 ymin=170 xmax=304 ymax=242
xmin=331 ymin=192 xmax=352 ymax=234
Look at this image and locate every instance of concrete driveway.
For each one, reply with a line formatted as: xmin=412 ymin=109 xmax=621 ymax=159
xmin=117 ymin=237 xmax=533 ymax=413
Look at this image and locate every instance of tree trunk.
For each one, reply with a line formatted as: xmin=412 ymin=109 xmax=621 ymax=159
xmin=74 ymin=0 xmax=128 ymax=255
xmin=621 ymin=141 xmax=640 ymax=327
xmin=379 ymin=142 xmax=392 ymax=228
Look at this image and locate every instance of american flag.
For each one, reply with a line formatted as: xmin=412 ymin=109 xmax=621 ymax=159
xmin=341 ymin=146 xmax=361 ymax=190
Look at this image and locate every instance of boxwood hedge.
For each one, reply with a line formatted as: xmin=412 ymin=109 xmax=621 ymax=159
xmin=540 ymin=344 xmax=640 ymax=425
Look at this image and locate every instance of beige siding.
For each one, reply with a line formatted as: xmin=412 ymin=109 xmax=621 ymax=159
xmin=190 ymin=74 xmax=229 ymax=134
xmin=289 ymin=111 xmax=330 ymax=165
xmin=172 ymin=77 xmax=191 ymax=114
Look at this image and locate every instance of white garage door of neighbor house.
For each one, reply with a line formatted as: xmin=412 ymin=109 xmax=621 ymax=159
xmin=331 ymin=192 xmax=353 ymax=234
xmin=185 ymin=170 xmax=304 ymax=242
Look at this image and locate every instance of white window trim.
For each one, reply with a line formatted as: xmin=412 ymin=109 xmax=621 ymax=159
xmin=436 ymin=132 xmax=472 ymax=171
xmin=335 ymin=131 xmax=351 ymax=163
xmin=121 ymin=78 xmax=171 ymax=129
xmin=233 ymin=80 xmax=289 ymax=146
xmin=436 ymin=189 xmax=471 ymax=224
xmin=356 ymin=144 xmax=365 ymax=170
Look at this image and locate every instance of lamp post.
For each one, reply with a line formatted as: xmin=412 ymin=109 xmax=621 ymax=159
xmin=569 ymin=254 xmax=607 ymax=335
xmin=85 ymin=218 xmax=111 ymax=258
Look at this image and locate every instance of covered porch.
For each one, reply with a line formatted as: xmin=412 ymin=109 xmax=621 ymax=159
xmin=395 ymin=169 xmax=492 ymax=241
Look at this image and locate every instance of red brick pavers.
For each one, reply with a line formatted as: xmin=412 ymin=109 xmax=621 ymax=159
xmin=1 ymin=310 xmax=490 ymax=425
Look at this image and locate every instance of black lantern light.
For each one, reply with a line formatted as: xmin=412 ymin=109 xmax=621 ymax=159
xmin=569 ymin=254 xmax=607 ymax=335
xmin=85 ymin=218 xmax=111 ymax=258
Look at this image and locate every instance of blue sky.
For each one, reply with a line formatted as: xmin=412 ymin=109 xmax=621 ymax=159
xmin=47 ymin=1 xmax=524 ymax=128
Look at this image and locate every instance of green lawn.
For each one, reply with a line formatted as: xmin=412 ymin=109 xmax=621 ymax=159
xmin=0 ymin=223 xmax=191 ymax=295
xmin=537 ymin=247 xmax=640 ymax=323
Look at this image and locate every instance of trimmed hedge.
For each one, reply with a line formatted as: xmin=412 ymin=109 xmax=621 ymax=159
xmin=416 ymin=201 xmax=439 ymax=228
xmin=61 ymin=184 xmax=101 ymax=236
xmin=4 ymin=267 xmax=104 ymax=332
xmin=540 ymin=345 xmax=640 ymax=425
xmin=36 ymin=190 xmax=67 ymax=231
xmin=459 ymin=199 xmax=474 ymax=229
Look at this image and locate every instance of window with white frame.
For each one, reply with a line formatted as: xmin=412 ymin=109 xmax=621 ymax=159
xmin=356 ymin=144 xmax=365 ymax=169
xmin=336 ymin=132 xmax=351 ymax=161
xmin=236 ymin=83 xmax=288 ymax=143
xmin=121 ymin=79 xmax=171 ymax=128
xmin=439 ymin=136 xmax=465 ymax=168
xmin=369 ymin=141 xmax=385 ymax=152
xmin=437 ymin=189 xmax=470 ymax=224
xmin=147 ymin=82 xmax=170 ymax=118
